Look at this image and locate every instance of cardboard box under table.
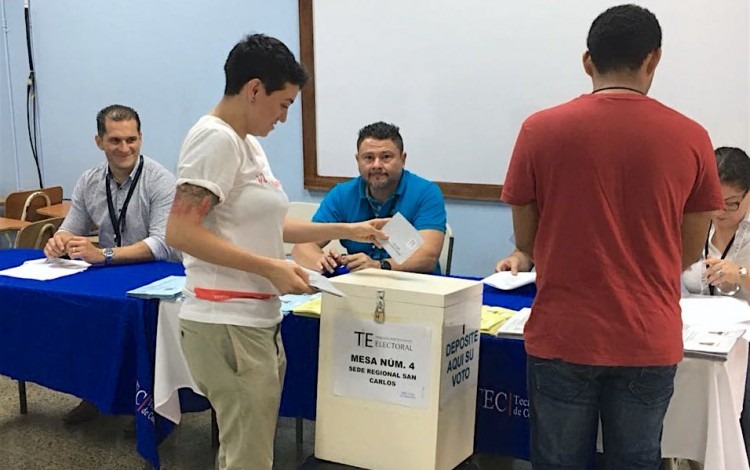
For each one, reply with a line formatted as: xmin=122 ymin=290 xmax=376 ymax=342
xmin=315 ymin=269 xmax=483 ymax=470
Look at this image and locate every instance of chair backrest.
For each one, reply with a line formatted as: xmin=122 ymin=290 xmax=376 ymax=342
xmin=14 ymin=217 xmax=65 ymax=249
xmin=5 ymin=186 xmax=64 ymax=222
xmin=439 ymin=223 xmax=455 ymax=275
xmin=284 ymin=201 xmax=347 ymax=257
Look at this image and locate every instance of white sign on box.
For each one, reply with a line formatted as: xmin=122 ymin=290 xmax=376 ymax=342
xmin=333 ymin=316 xmax=431 ymax=408
xmin=378 ymin=212 xmax=424 ymax=265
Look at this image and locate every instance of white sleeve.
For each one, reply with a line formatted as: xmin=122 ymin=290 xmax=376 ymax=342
xmin=176 ymin=127 xmax=241 ymax=203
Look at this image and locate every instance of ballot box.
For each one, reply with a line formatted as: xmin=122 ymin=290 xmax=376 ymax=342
xmin=315 ymin=269 xmax=483 ymax=470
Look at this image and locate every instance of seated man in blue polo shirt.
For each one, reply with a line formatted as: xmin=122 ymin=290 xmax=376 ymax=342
xmin=292 ymin=121 xmax=446 ymax=274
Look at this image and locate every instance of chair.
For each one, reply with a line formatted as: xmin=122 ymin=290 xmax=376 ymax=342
xmin=4 ymin=186 xmax=64 ymax=222
xmin=14 ymin=217 xmax=64 ymax=249
xmin=439 ymin=223 xmax=455 ymax=275
xmin=12 ymin=216 xmax=64 ymax=414
xmin=285 ymin=201 xmax=346 ymax=257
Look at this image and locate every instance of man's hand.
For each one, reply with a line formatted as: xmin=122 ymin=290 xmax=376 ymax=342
xmin=44 ymin=231 xmax=74 ymax=258
xmin=346 ymin=219 xmax=389 ymax=246
xmin=265 ymin=260 xmax=315 ymax=295
xmin=341 ymin=253 xmax=379 ymax=272
xmin=67 ymin=237 xmax=105 ymax=264
xmin=315 ymin=248 xmax=343 ymax=274
xmin=495 ymin=250 xmax=533 ymax=275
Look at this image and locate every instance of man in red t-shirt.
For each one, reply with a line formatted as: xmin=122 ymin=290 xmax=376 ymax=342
xmin=497 ymin=4 xmax=723 ymax=468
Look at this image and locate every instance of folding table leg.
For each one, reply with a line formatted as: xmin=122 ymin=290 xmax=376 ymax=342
xmin=296 ymin=417 xmax=303 ymax=445
xmin=18 ymin=381 xmax=27 ymax=414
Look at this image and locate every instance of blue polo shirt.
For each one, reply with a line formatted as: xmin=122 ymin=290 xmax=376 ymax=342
xmin=313 ymin=170 xmax=447 ymax=273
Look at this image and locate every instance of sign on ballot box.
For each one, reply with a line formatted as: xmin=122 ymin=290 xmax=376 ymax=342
xmin=316 ymin=269 xmax=482 ymax=470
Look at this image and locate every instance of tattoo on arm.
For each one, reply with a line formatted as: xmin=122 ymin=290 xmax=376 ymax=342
xmin=172 ymin=184 xmax=220 ymax=220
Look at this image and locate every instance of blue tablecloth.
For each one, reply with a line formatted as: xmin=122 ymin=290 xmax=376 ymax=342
xmin=0 ymin=249 xmax=190 ymax=469
xmin=0 ymin=250 xmax=536 ymax=466
xmin=279 ymin=282 xmax=537 ymax=460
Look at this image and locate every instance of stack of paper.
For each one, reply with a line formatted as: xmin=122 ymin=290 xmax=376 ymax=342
xmin=683 ymin=324 xmax=745 ymax=361
xmin=0 ymin=258 xmax=90 ymax=280
xmin=127 ymin=275 xmax=186 ymax=300
xmin=280 ymin=293 xmax=320 ymax=314
xmin=482 ymin=271 xmax=536 ymax=290
xmin=495 ymin=307 xmax=531 ymax=338
xmin=292 ymin=295 xmax=322 ymax=317
xmin=480 ymin=306 xmax=517 ymax=335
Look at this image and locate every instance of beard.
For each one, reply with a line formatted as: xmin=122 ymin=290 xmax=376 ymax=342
xmin=367 ymin=172 xmax=390 ymax=190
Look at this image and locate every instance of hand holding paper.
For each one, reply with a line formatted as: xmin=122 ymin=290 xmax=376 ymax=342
xmin=378 ymin=212 xmax=424 ymax=265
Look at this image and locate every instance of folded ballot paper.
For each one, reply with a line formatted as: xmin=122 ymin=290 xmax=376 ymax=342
xmin=482 ymin=271 xmax=536 ymax=290
xmin=290 ymin=294 xmax=323 ymax=317
xmin=480 ymin=306 xmax=517 ymax=335
xmin=378 ymin=212 xmax=424 ymax=265
xmin=127 ymin=275 xmax=186 ymax=300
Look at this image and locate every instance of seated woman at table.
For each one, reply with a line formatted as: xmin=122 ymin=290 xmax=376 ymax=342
xmin=681 ymin=146 xmax=750 ymax=462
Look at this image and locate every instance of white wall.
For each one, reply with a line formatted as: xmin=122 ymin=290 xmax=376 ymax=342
xmin=313 ymin=0 xmax=750 ymax=186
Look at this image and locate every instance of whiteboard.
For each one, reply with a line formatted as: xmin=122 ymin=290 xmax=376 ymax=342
xmin=306 ymin=0 xmax=750 ymax=198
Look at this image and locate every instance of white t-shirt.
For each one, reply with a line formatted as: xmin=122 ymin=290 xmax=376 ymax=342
xmin=682 ymin=214 xmax=750 ymax=304
xmin=176 ymin=115 xmax=289 ymax=327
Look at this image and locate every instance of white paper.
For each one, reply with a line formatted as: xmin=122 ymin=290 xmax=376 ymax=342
xmin=333 ymin=316 xmax=431 ymax=407
xmin=0 ymin=257 xmax=91 ymax=280
xmin=483 ymin=271 xmax=537 ymax=290
xmin=496 ymin=307 xmax=531 ymax=337
xmin=302 ymin=267 xmax=346 ymax=297
xmin=683 ymin=324 xmax=745 ymax=360
xmin=680 ymin=296 xmax=750 ymax=327
xmin=378 ymin=212 xmax=424 ymax=265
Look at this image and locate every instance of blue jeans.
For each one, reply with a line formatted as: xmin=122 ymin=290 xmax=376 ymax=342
xmin=527 ymin=355 xmax=677 ymax=470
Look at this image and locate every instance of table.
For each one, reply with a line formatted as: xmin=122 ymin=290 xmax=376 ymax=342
xmin=0 ymin=217 xmax=30 ymax=231
xmin=155 ymin=282 xmax=748 ymax=469
xmin=0 ymin=249 xmax=196 ymax=469
xmin=36 ymin=201 xmax=71 ymax=218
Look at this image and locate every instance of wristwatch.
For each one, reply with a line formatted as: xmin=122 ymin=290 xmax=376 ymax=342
xmin=740 ymin=266 xmax=748 ymax=279
xmin=380 ymin=259 xmax=392 ymax=270
xmin=102 ymin=247 xmax=114 ymax=266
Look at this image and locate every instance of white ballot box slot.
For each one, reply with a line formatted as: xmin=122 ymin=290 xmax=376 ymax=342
xmin=315 ymin=269 xmax=482 ymax=470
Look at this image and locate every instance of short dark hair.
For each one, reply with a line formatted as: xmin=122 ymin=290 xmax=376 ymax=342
xmin=716 ymin=147 xmax=750 ymax=192
xmin=586 ymin=4 xmax=661 ymax=74
xmin=96 ymin=104 xmax=140 ymax=136
xmin=356 ymin=122 xmax=404 ymax=153
xmin=224 ymin=34 xmax=309 ymax=96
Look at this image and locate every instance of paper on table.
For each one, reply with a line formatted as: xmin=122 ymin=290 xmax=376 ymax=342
xmin=682 ymin=323 xmax=746 ymax=360
xmin=280 ymin=293 xmax=321 ymax=312
xmin=378 ymin=212 xmax=424 ymax=265
xmin=496 ymin=307 xmax=531 ymax=337
xmin=680 ymin=295 xmax=750 ymax=327
xmin=0 ymin=257 xmax=91 ymax=280
xmin=127 ymin=275 xmax=186 ymax=300
xmin=482 ymin=271 xmax=536 ymax=290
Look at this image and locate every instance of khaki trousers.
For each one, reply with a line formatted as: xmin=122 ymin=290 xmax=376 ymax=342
xmin=180 ymin=319 xmax=286 ymax=470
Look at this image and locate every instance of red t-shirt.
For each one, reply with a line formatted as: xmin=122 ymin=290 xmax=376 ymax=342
xmin=502 ymin=93 xmax=724 ymax=366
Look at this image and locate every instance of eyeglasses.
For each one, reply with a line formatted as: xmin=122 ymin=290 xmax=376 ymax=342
xmin=724 ymin=191 xmax=748 ymax=212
